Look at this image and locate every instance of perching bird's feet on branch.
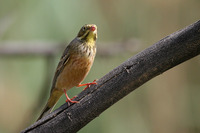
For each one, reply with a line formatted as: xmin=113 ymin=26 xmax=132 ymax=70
xmin=77 ymin=80 xmax=97 ymax=90
xmin=64 ymin=89 xmax=79 ymax=105
xmin=64 ymin=80 xmax=97 ymax=105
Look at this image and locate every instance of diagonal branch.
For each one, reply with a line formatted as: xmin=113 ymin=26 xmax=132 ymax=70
xmin=21 ymin=20 xmax=200 ymax=133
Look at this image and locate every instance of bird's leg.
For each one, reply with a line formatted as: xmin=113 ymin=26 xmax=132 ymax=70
xmin=64 ymin=89 xmax=78 ymax=105
xmin=77 ymin=79 xmax=97 ymax=90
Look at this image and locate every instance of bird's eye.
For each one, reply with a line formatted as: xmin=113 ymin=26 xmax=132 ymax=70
xmin=82 ymin=27 xmax=86 ymax=31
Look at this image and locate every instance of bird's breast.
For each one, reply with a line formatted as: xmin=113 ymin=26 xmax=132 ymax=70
xmin=55 ymin=54 xmax=95 ymax=91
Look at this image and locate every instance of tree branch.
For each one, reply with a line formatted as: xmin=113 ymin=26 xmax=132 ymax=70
xmin=0 ymin=39 xmax=140 ymax=57
xmin=0 ymin=42 xmax=61 ymax=56
xmin=21 ymin=20 xmax=200 ymax=133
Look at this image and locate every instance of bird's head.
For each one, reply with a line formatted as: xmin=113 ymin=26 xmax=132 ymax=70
xmin=77 ymin=24 xmax=97 ymax=44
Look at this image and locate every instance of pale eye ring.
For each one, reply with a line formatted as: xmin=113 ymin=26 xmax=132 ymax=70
xmin=82 ymin=27 xmax=86 ymax=31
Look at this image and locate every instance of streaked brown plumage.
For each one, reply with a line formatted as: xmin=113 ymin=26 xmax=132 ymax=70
xmin=37 ymin=24 xmax=97 ymax=121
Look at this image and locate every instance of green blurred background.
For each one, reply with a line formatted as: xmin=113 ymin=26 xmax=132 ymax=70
xmin=0 ymin=0 xmax=200 ymax=133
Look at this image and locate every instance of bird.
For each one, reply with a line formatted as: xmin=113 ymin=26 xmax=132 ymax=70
xmin=37 ymin=24 xmax=97 ymax=121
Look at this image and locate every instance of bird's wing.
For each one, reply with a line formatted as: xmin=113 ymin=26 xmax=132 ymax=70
xmin=50 ymin=46 xmax=70 ymax=92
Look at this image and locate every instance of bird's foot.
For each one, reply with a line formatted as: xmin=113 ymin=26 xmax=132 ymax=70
xmin=77 ymin=79 xmax=97 ymax=90
xmin=64 ymin=89 xmax=79 ymax=105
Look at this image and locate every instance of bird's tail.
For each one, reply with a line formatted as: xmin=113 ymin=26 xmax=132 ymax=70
xmin=37 ymin=89 xmax=63 ymax=121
